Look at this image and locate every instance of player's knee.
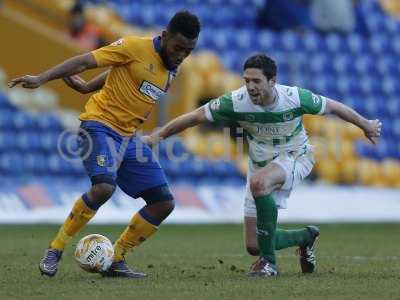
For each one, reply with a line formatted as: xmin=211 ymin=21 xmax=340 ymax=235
xmin=158 ymin=199 xmax=175 ymax=217
xmin=145 ymin=199 xmax=175 ymax=222
xmin=250 ymin=175 xmax=275 ymax=197
xmin=250 ymin=176 xmax=266 ymax=197
xmin=89 ymin=183 xmax=116 ymax=204
xmin=246 ymin=246 xmax=260 ymax=256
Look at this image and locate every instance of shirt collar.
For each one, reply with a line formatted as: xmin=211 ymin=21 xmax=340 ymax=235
xmin=153 ymin=36 xmax=177 ymax=73
xmin=153 ymin=36 xmax=162 ymax=53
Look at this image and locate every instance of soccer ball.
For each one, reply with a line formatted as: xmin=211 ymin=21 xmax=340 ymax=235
xmin=74 ymin=234 xmax=114 ymax=273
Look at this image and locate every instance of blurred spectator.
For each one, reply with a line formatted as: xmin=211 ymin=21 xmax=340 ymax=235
xmin=69 ymin=1 xmax=107 ymax=50
xmin=311 ymin=0 xmax=355 ymax=33
xmin=256 ymin=0 xmax=312 ymax=31
xmin=380 ymin=0 xmax=400 ymax=17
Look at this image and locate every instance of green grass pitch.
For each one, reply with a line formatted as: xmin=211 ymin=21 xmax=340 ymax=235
xmin=1 ymin=224 xmax=400 ymax=300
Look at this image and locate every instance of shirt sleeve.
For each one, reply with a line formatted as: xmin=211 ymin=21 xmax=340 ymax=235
xmin=91 ymin=37 xmax=135 ymax=67
xmin=204 ymin=93 xmax=235 ymax=122
xmin=297 ymin=87 xmax=327 ymax=115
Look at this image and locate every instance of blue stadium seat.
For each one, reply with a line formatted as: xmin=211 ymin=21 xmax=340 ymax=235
xmin=363 ymin=96 xmax=378 ymax=117
xmin=354 ymin=54 xmax=375 ymax=74
xmin=281 ymin=31 xmax=301 ymax=52
xmin=12 ymin=111 xmax=38 ymax=131
xmin=387 ymin=98 xmax=400 ymax=118
xmin=325 ymin=34 xmax=346 ymax=53
xmin=302 ymin=32 xmax=324 ymax=53
xmin=40 ymin=132 xmax=59 ymax=153
xmin=377 ymin=57 xmax=397 ymax=76
xmin=332 ymin=54 xmax=353 ymax=74
xmin=16 ymin=132 xmax=41 ymax=152
xmin=309 ymin=53 xmax=331 ymax=74
xmin=392 ymin=119 xmax=400 ymax=139
xmin=221 ymin=51 xmax=241 ymax=72
xmin=234 ymin=29 xmax=254 ymax=51
xmin=37 ymin=113 xmax=63 ymax=132
xmin=256 ymin=30 xmax=278 ymax=52
xmin=162 ymin=159 xmax=184 ymax=179
xmin=311 ymin=75 xmax=335 ymax=95
xmin=0 ymin=109 xmax=14 ymax=130
xmin=382 ymin=76 xmax=397 ymax=96
xmin=351 ymin=97 xmax=368 ymax=116
xmin=383 ymin=17 xmax=400 ymax=35
xmin=365 ymin=12 xmax=384 ymax=33
xmin=47 ymin=154 xmax=64 ymax=174
xmin=369 ymin=35 xmax=390 ymax=55
xmin=0 ymin=152 xmax=24 ymax=175
xmin=389 ymin=34 xmax=400 ymax=53
xmin=187 ymin=158 xmax=212 ymax=178
xmin=335 ymin=75 xmax=356 ymax=96
xmin=346 ymin=34 xmax=364 ymax=54
xmin=380 ymin=118 xmax=393 ymax=138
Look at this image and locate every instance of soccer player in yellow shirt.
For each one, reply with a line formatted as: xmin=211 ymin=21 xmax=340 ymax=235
xmin=8 ymin=11 xmax=201 ymax=278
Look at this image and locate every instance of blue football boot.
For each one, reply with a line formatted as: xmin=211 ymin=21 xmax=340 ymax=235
xmin=39 ymin=248 xmax=63 ymax=277
xmin=102 ymin=260 xmax=147 ymax=279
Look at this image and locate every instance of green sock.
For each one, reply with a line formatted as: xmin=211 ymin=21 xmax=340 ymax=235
xmin=254 ymin=194 xmax=277 ymax=265
xmin=275 ymin=228 xmax=311 ymax=250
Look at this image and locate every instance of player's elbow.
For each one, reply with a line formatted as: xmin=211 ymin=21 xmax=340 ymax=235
xmin=324 ymin=99 xmax=341 ymax=115
xmin=192 ymin=107 xmax=208 ymax=124
xmin=80 ymin=87 xmax=92 ymax=94
xmin=73 ymin=53 xmax=98 ymax=72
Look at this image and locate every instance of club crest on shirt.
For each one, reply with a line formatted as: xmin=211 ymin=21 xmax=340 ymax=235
xmin=283 ymin=112 xmax=294 ymax=121
xmin=245 ymin=114 xmax=256 ymax=121
xmin=96 ymin=155 xmax=107 ymax=167
xmin=144 ymin=63 xmax=155 ymax=74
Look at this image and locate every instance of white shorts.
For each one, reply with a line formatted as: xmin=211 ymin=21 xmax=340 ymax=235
xmin=244 ymin=148 xmax=315 ymax=218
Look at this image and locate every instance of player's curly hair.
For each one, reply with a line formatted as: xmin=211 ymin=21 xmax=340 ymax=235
xmin=167 ymin=11 xmax=201 ymax=39
xmin=244 ymin=54 xmax=277 ymax=80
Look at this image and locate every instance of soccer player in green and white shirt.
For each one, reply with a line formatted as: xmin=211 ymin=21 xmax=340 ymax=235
xmin=143 ymin=54 xmax=382 ymax=277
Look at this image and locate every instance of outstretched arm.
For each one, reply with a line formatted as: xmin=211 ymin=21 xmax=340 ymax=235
xmin=324 ymin=98 xmax=382 ymax=144
xmin=8 ymin=53 xmax=97 ymax=89
xmin=63 ymin=70 xmax=110 ymax=94
xmin=143 ymin=106 xmax=210 ymax=147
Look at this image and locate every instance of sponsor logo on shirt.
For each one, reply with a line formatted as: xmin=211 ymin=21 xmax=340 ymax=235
xmin=139 ymin=81 xmax=166 ymax=101
xmin=283 ymin=112 xmax=294 ymax=121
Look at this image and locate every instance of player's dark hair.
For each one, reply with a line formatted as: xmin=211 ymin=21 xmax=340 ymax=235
xmin=243 ymin=54 xmax=277 ymax=80
xmin=167 ymin=11 xmax=201 ymax=39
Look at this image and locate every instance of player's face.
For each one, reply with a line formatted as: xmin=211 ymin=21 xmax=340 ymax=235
xmin=160 ymin=31 xmax=197 ymax=70
xmin=243 ymin=68 xmax=276 ymax=105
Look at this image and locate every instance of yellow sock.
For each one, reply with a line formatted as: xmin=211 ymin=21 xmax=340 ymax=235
xmin=50 ymin=197 xmax=96 ymax=251
xmin=113 ymin=212 xmax=158 ymax=261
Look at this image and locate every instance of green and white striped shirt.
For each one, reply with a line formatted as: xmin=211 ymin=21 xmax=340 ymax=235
xmin=204 ymin=84 xmax=326 ymax=165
